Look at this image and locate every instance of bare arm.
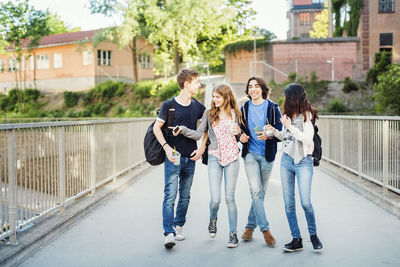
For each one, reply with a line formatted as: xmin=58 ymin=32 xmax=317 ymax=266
xmin=190 ymin=131 xmax=209 ymax=161
xmin=153 ymin=120 xmax=175 ymax=163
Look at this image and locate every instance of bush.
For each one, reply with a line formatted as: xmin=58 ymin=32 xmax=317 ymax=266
xmin=158 ymin=80 xmax=180 ymax=101
xmin=24 ymin=89 xmax=41 ymax=103
xmin=328 ymin=98 xmax=348 ymax=113
xmin=132 ymin=80 xmax=157 ymax=98
xmin=374 ymin=64 xmax=400 ymax=115
xmin=92 ymin=102 xmax=109 ymax=116
xmin=367 ymin=51 xmax=392 ymax=85
xmin=63 ymin=91 xmax=80 ymax=108
xmin=343 ymin=77 xmax=359 ymax=93
xmin=87 ymin=80 xmax=126 ymax=102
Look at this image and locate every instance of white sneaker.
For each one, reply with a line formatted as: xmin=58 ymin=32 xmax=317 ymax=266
xmin=164 ymin=233 xmax=176 ymax=248
xmin=175 ymin=226 xmax=185 ymax=241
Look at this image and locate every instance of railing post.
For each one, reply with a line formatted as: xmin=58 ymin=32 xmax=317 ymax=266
xmin=112 ymin=124 xmax=117 ymax=183
xmin=128 ymin=123 xmax=133 ymax=169
xmin=382 ymin=120 xmax=389 ymax=193
xmin=90 ymin=125 xmax=96 ymax=195
xmin=358 ymin=119 xmax=363 ymax=176
xmin=7 ymin=130 xmax=17 ymax=244
xmin=58 ymin=127 xmax=66 ymax=214
xmin=326 ymin=119 xmax=330 ymax=159
xmin=340 ymin=119 xmax=344 ymax=165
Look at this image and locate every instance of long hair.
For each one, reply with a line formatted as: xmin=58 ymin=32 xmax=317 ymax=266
xmin=282 ymin=83 xmax=318 ymax=122
xmin=208 ymin=83 xmax=242 ymax=126
xmin=245 ymin=77 xmax=270 ymax=100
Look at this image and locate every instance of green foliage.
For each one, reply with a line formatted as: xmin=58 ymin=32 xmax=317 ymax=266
xmin=332 ymin=0 xmax=362 ymax=37
xmin=63 ymin=91 xmax=80 ymax=108
xmin=158 ymin=80 xmax=180 ymax=101
xmin=132 ymin=80 xmax=158 ymax=98
xmin=47 ymin=12 xmax=81 ymax=34
xmin=225 ymin=38 xmax=271 ymax=55
xmin=310 ymin=1 xmax=329 ymax=38
xmin=343 ymin=77 xmax=359 ymax=93
xmin=328 ymin=98 xmax=348 ymax=113
xmin=367 ymin=51 xmax=392 ymax=85
xmin=85 ymin=80 xmax=126 ymax=103
xmin=374 ymin=64 xmax=400 ymax=115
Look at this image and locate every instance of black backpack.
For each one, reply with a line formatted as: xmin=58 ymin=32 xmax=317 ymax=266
xmin=312 ymin=120 xmax=322 ymax=167
xmin=143 ymin=100 xmax=175 ymax=166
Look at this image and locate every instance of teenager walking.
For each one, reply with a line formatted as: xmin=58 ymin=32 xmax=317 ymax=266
xmin=173 ymin=83 xmax=242 ymax=248
xmin=266 ymin=83 xmax=323 ymax=252
xmin=153 ymin=69 xmax=205 ymax=248
xmin=239 ymin=77 xmax=282 ymax=247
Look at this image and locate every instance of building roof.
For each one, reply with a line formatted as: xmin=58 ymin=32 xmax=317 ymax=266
xmin=39 ymin=29 xmax=99 ymax=46
xmin=291 ymin=3 xmax=323 ymax=11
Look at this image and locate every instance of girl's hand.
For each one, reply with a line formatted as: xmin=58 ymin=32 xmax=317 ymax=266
xmin=168 ymin=126 xmax=182 ymax=136
xmin=280 ymin=115 xmax=292 ymax=128
xmin=239 ymin=133 xmax=249 ymax=143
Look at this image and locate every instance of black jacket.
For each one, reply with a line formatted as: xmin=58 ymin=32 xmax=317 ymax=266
xmin=240 ymin=99 xmax=283 ymax=162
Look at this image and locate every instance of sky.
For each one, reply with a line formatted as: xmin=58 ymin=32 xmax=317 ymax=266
xmin=19 ymin=0 xmax=288 ymax=40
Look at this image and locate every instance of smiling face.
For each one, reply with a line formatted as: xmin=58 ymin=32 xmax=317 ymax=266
xmin=184 ymin=76 xmax=201 ymax=95
xmin=247 ymin=79 xmax=263 ymax=101
xmin=212 ymin=92 xmax=225 ymax=108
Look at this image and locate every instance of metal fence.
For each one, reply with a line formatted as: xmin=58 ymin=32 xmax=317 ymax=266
xmin=319 ymin=116 xmax=400 ymax=194
xmin=0 ymin=118 xmax=152 ymax=244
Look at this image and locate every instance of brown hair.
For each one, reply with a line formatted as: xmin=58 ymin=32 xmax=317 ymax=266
xmin=177 ymin=69 xmax=199 ymax=89
xmin=208 ymin=83 xmax=242 ymax=126
xmin=282 ymin=83 xmax=318 ymax=122
xmin=245 ymin=77 xmax=270 ymax=100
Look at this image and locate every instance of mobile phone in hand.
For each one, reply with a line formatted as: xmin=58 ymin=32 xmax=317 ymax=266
xmin=173 ymin=126 xmax=179 ymax=133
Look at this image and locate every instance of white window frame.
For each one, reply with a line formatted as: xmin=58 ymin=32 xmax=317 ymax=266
xmin=97 ymin=50 xmax=111 ymax=66
xmin=8 ymin=58 xmax=19 ymax=72
xmin=37 ymin=54 xmax=49 ymax=70
xmin=82 ymin=50 xmax=93 ymax=66
xmin=0 ymin=59 xmax=3 ymax=72
xmin=139 ymin=54 xmax=151 ymax=69
xmin=53 ymin=53 xmax=63 ymax=69
xmin=29 ymin=55 xmax=35 ymax=70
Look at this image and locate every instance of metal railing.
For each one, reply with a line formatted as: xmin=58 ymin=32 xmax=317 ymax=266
xmin=0 ymin=118 xmax=153 ymax=244
xmin=319 ymin=116 xmax=400 ymax=194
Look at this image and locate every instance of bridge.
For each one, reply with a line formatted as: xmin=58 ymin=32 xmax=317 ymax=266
xmin=0 ymin=115 xmax=399 ymax=266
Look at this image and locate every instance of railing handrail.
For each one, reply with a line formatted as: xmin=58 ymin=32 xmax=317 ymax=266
xmin=319 ymin=115 xmax=400 ymax=120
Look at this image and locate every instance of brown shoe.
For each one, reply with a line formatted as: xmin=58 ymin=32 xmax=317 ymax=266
xmin=263 ymin=230 xmax=276 ymax=247
xmin=241 ymin=227 xmax=253 ymax=241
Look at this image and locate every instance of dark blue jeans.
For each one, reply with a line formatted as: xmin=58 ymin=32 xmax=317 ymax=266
xmin=163 ymin=157 xmax=195 ymax=236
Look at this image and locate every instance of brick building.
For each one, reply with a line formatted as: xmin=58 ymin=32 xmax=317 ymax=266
xmin=287 ymin=0 xmax=326 ymax=39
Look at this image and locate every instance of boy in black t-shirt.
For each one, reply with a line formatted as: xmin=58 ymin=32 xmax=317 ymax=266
xmin=153 ymin=69 xmax=206 ymax=248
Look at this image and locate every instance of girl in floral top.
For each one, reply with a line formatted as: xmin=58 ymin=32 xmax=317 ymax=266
xmin=172 ymin=83 xmax=242 ymax=248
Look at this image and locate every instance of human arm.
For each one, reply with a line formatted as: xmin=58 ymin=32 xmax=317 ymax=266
xmin=281 ymin=113 xmax=314 ymax=147
xmin=172 ymin=110 xmax=208 ymax=141
xmin=189 ymin=131 xmax=209 ymax=161
xmin=153 ymin=120 xmax=175 ymax=163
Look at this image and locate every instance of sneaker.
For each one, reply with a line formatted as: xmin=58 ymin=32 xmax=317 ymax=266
xmin=164 ymin=233 xmax=176 ymax=248
xmin=282 ymin=238 xmax=303 ymax=252
xmin=175 ymin=226 xmax=185 ymax=241
xmin=241 ymin=227 xmax=253 ymax=241
xmin=310 ymin=234 xmax=323 ymax=251
xmin=263 ymin=230 xmax=276 ymax=247
xmin=227 ymin=232 xmax=239 ymax=248
xmin=208 ymin=218 xmax=217 ymax=238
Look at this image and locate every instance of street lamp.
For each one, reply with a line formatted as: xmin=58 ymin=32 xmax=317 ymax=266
xmin=326 ymin=57 xmax=334 ymax=81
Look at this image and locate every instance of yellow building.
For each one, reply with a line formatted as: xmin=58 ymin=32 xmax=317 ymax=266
xmin=0 ymin=29 xmax=154 ymax=93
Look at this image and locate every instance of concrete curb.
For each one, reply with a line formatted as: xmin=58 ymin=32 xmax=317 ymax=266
xmin=0 ymin=162 xmax=152 ymax=267
xmin=319 ymin=160 xmax=400 ymax=219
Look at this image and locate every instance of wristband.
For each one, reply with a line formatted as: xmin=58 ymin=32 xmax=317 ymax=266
xmin=162 ymin=142 xmax=168 ymax=148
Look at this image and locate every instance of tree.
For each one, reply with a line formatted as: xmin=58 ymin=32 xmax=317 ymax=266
xmin=0 ymin=0 xmax=50 ymax=111
xmin=47 ymin=12 xmax=81 ymax=35
xmin=310 ymin=1 xmax=329 ymax=38
xmin=374 ymin=64 xmax=400 ymax=115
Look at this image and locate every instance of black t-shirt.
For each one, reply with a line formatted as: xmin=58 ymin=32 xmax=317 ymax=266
xmin=158 ymin=97 xmax=205 ymax=157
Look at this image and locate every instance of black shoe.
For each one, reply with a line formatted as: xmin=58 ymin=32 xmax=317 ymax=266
xmin=310 ymin=234 xmax=323 ymax=251
xmin=227 ymin=232 xmax=239 ymax=248
xmin=208 ymin=218 xmax=217 ymax=238
xmin=283 ymin=238 xmax=303 ymax=252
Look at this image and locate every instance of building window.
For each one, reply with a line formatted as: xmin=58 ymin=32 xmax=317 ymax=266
xmin=0 ymin=59 xmax=4 ymax=72
xmin=139 ymin=54 xmax=151 ymax=69
xmin=380 ymin=33 xmax=393 ymax=46
xmin=300 ymin=33 xmax=310 ymax=38
xmin=36 ymin=54 xmax=49 ymax=69
xmin=97 ymin=50 xmax=111 ymax=66
xmin=82 ymin=50 xmax=92 ymax=66
xmin=53 ymin=53 xmax=62 ymax=69
xmin=379 ymin=0 xmax=395 ymax=13
xmin=299 ymin=13 xmax=311 ymax=26
xmin=7 ymin=58 xmax=19 ymax=72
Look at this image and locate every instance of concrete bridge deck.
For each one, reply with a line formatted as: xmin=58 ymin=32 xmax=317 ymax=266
xmin=20 ymin=151 xmax=400 ymax=267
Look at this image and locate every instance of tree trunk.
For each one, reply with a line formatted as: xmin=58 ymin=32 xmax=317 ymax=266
xmin=174 ymin=41 xmax=180 ymax=74
xmin=33 ymin=52 xmax=37 ymax=88
xmin=130 ymin=37 xmax=138 ymax=83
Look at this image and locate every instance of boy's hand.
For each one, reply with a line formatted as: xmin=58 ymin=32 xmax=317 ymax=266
xmin=240 ymin=133 xmax=249 ymax=143
xmin=164 ymin=145 xmax=175 ymax=163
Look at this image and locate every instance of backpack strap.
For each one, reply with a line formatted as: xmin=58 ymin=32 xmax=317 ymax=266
xmin=166 ymin=99 xmax=175 ymax=128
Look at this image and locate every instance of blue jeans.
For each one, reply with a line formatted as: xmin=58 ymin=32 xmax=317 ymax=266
xmin=243 ymin=152 xmax=274 ymax=232
xmin=280 ymin=153 xmax=316 ymax=238
xmin=208 ymin=155 xmax=239 ymax=233
xmin=163 ymin=157 xmax=195 ymax=236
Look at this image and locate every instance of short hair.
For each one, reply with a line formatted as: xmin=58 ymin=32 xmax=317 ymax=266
xmin=245 ymin=77 xmax=270 ymax=100
xmin=177 ymin=69 xmax=199 ymax=89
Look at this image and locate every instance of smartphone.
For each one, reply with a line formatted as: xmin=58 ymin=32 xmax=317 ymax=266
xmin=173 ymin=126 xmax=179 ymax=133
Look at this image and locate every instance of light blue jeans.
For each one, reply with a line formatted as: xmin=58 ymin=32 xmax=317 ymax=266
xmin=208 ymin=155 xmax=239 ymax=233
xmin=243 ymin=152 xmax=274 ymax=232
xmin=163 ymin=157 xmax=195 ymax=236
xmin=280 ymin=153 xmax=316 ymax=238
